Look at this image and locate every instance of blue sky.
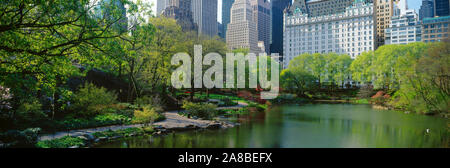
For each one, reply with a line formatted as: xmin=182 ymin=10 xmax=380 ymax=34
xmin=146 ymin=0 xmax=422 ymax=23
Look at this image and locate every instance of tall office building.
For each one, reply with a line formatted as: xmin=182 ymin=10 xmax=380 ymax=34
xmin=392 ymin=0 xmax=407 ymax=16
xmin=375 ymin=0 xmax=400 ymax=48
xmin=96 ymin=0 xmax=128 ymax=32
xmin=270 ymin=0 xmax=291 ymax=59
xmin=385 ymin=10 xmax=422 ymax=44
xmin=221 ymin=0 xmax=235 ymax=39
xmin=251 ymin=0 xmax=271 ymax=53
xmin=419 ymin=0 xmax=434 ymax=20
xmin=162 ymin=0 xmax=197 ymax=31
xmin=192 ymin=0 xmax=218 ymax=37
xmin=283 ymin=0 xmax=375 ymax=68
xmin=157 ymin=0 xmax=168 ymax=15
xmin=226 ymin=0 xmax=259 ymax=53
xmin=434 ymin=0 xmax=450 ymax=17
xmin=422 ymin=16 xmax=450 ymax=42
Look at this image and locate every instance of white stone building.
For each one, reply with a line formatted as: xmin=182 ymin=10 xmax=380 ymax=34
xmin=283 ymin=0 xmax=375 ymax=68
xmin=385 ymin=10 xmax=421 ymax=44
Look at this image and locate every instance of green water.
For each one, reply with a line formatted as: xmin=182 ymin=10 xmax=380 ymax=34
xmin=95 ymin=104 xmax=449 ymax=148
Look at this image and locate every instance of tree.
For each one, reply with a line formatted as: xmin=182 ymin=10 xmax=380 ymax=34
xmin=280 ymin=68 xmax=317 ymax=97
xmin=350 ymin=51 xmax=374 ymax=84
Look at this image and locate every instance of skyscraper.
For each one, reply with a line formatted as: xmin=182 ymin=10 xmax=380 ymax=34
xmin=221 ymin=0 xmax=235 ymax=39
xmin=157 ymin=0 xmax=168 ymax=15
xmin=251 ymin=0 xmax=271 ymax=54
xmin=270 ymin=0 xmax=291 ymax=57
xmin=434 ymin=0 xmax=450 ymax=17
xmin=162 ymin=0 xmax=198 ymax=31
xmin=375 ymin=0 xmax=400 ymax=48
xmin=227 ymin=0 xmax=259 ymax=53
xmin=419 ymin=0 xmax=434 ymax=20
xmin=192 ymin=0 xmax=218 ymax=37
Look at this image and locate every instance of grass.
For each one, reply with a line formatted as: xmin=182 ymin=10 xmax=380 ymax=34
xmin=352 ymin=98 xmax=370 ymax=104
xmin=218 ymin=108 xmax=250 ymax=116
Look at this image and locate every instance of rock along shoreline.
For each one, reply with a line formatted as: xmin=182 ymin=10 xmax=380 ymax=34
xmin=37 ymin=102 xmax=248 ymax=148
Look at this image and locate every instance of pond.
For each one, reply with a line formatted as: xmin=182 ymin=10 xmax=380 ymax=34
xmin=95 ymin=104 xmax=449 ymax=148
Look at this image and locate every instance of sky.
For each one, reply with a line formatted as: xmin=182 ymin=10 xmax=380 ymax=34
xmin=145 ymin=0 xmax=422 ymax=24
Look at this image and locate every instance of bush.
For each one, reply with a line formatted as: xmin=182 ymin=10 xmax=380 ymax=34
xmin=247 ymin=103 xmax=267 ymax=112
xmin=217 ymin=98 xmax=238 ymax=107
xmin=135 ymin=95 xmax=163 ymax=110
xmin=357 ymin=84 xmax=374 ymax=98
xmin=92 ymin=127 xmax=146 ymax=138
xmin=0 ymin=128 xmax=41 ymax=147
xmin=15 ymin=99 xmax=48 ymax=127
xmin=132 ymin=106 xmax=160 ymax=125
xmin=36 ymin=136 xmax=85 ymax=148
xmin=48 ymin=114 xmax=130 ymax=131
xmin=70 ymin=83 xmax=118 ymax=117
xmin=182 ymin=101 xmax=217 ymax=119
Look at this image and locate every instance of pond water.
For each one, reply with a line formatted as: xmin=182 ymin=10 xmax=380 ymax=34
xmin=95 ymin=104 xmax=449 ymax=148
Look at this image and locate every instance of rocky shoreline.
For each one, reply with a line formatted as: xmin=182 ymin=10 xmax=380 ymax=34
xmin=36 ymin=103 xmax=247 ymax=148
xmin=65 ymin=119 xmax=237 ymax=148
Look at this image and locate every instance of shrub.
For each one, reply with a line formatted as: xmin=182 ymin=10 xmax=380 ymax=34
xmin=36 ymin=136 xmax=85 ymax=148
xmin=247 ymin=103 xmax=266 ymax=112
xmin=15 ymin=98 xmax=48 ymax=127
xmin=70 ymin=83 xmax=118 ymax=117
xmin=49 ymin=114 xmax=130 ymax=131
xmin=182 ymin=101 xmax=217 ymax=119
xmin=0 ymin=128 xmax=41 ymax=147
xmin=135 ymin=95 xmax=163 ymax=110
xmin=132 ymin=106 xmax=160 ymax=125
xmin=357 ymin=84 xmax=374 ymax=98
xmin=92 ymin=127 xmax=145 ymax=138
xmin=218 ymin=97 xmax=238 ymax=107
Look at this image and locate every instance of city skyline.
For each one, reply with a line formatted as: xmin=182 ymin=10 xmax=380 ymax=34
xmin=147 ymin=0 xmax=422 ymax=23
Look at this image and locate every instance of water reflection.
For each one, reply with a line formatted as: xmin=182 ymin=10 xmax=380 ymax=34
xmin=96 ymin=104 xmax=449 ymax=148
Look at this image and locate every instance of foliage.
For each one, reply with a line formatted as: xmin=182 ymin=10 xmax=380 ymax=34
xmin=247 ymin=102 xmax=267 ymax=112
xmin=217 ymin=98 xmax=238 ymax=107
xmin=356 ymin=84 xmax=375 ymax=98
xmin=286 ymin=53 xmax=353 ymax=88
xmin=15 ymin=98 xmax=48 ymax=126
xmin=353 ymin=98 xmax=369 ymax=104
xmin=218 ymin=108 xmax=250 ymax=116
xmin=50 ymin=114 xmax=130 ymax=131
xmin=36 ymin=127 xmax=152 ymax=148
xmin=69 ymin=83 xmax=118 ymax=117
xmin=351 ymin=42 xmax=449 ymax=114
xmin=280 ymin=68 xmax=317 ymax=97
xmin=132 ymin=106 xmax=163 ymax=125
xmin=135 ymin=95 xmax=163 ymax=111
xmin=0 ymin=128 xmax=41 ymax=147
xmin=181 ymin=101 xmax=217 ymax=119
xmin=92 ymin=127 xmax=147 ymax=138
xmin=36 ymin=136 xmax=85 ymax=148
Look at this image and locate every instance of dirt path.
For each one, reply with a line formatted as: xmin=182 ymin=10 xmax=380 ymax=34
xmin=38 ymin=101 xmax=248 ymax=141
